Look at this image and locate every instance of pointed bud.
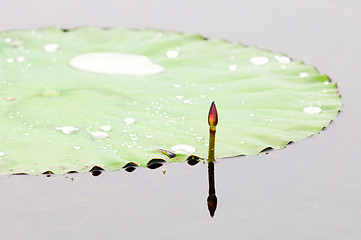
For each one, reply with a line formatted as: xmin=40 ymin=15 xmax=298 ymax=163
xmin=208 ymin=101 xmax=218 ymax=130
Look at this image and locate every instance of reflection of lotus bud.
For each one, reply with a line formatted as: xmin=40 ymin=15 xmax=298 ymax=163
xmin=207 ymin=194 xmax=218 ymax=218
xmin=208 ymin=101 xmax=218 ymax=130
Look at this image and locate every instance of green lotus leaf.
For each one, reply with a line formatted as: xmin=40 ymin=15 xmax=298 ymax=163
xmin=0 ymin=27 xmax=341 ymax=175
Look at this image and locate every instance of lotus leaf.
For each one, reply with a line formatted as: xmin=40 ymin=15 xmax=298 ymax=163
xmin=0 ymin=27 xmax=341 ymax=175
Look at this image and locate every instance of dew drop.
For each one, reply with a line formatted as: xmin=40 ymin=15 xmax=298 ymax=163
xmin=124 ymin=117 xmax=135 ymax=124
xmin=0 ymin=151 xmax=5 ymax=157
xmin=56 ymin=126 xmax=79 ymax=135
xmin=43 ymin=43 xmax=59 ymax=53
xmin=324 ymin=81 xmax=330 ymax=85
xmin=303 ymin=106 xmax=322 ymax=114
xmin=5 ymin=97 xmax=15 ymax=101
xmin=250 ymin=57 xmax=269 ymax=65
xmin=90 ymin=131 xmax=109 ymax=139
xmin=145 ymin=134 xmax=154 ymax=139
xmin=16 ymin=56 xmax=25 ymax=62
xmin=100 ymin=125 xmax=112 ymax=131
xmin=73 ymin=146 xmax=81 ymax=150
xmin=275 ymin=55 xmax=290 ymax=64
xmin=166 ymin=50 xmax=179 ymax=58
xmin=249 ymin=113 xmax=255 ymax=117
xmin=174 ymin=84 xmax=181 ymax=88
xmin=183 ymin=99 xmax=191 ymax=104
xmin=176 ymin=95 xmax=184 ymax=100
xmin=171 ymin=144 xmax=196 ymax=154
xmin=240 ymin=141 xmax=245 ymax=144
xmin=6 ymin=58 xmax=14 ymax=63
xmin=299 ymin=72 xmax=309 ymax=78
xmin=228 ymin=64 xmax=237 ymax=71
xmin=4 ymin=38 xmax=11 ymax=43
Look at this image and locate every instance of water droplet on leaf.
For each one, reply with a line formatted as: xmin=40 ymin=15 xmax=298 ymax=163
xmin=124 ymin=117 xmax=135 ymax=124
xmin=16 ymin=56 xmax=25 ymax=62
xmin=43 ymin=43 xmax=59 ymax=53
xmin=166 ymin=50 xmax=179 ymax=58
xmin=299 ymin=72 xmax=309 ymax=78
xmin=56 ymin=126 xmax=79 ymax=135
xmin=250 ymin=57 xmax=269 ymax=65
xmin=100 ymin=125 xmax=112 ymax=131
xmin=90 ymin=131 xmax=109 ymax=139
xmin=303 ymin=106 xmax=322 ymax=114
xmin=228 ymin=64 xmax=237 ymax=71
xmin=171 ymin=144 xmax=196 ymax=154
xmin=275 ymin=55 xmax=290 ymax=64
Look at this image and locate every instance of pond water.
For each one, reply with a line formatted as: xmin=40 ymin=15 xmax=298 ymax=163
xmin=0 ymin=138 xmax=360 ymax=240
xmin=0 ymin=0 xmax=360 ymax=239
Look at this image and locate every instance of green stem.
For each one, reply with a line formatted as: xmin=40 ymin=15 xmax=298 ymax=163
xmin=208 ymin=128 xmax=216 ymax=163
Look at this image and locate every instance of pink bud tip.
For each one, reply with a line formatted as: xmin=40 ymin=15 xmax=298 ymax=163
xmin=208 ymin=101 xmax=218 ymax=129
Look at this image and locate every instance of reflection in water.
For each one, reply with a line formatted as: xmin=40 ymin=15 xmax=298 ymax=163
xmin=90 ymin=166 xmax=104 ymax=177
xmin=207 ymin=161 xmax=217 ymax=217
xmin=147 ymin=159 xmax=166 ymax=169
xmin=91 ymin=170 xmax=102 ymax=177
xmin=123 ymin=162 xmax=138 ymax=173
xmin=125 ymin=166 xmax=136 ymax=172
xmin=187 ymin=156 xmax=201 ymax=166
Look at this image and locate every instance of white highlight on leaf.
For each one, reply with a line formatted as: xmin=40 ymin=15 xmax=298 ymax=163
xmin=69 ymin=52 xmax=164 ymax=76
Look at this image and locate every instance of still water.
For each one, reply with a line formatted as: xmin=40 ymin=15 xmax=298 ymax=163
xmin=0 ymin=134 xmax=360 ymax=240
